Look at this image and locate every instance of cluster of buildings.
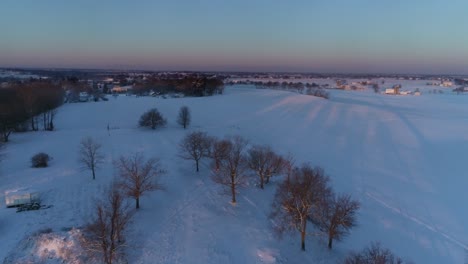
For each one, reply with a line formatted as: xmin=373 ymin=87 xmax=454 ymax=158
xmin=384 ymin=85 xmax=421 ymax=96
xmin=426 ymin=79 xmax=453 ymax=87
xmin=335 ymin=79 xmax=372 ymax=90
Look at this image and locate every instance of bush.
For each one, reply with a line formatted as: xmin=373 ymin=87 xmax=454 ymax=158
xmin=139 ymin=108 xmax=167 ymax=130
xmin=344 ymin=242 xmax=408 ymax=264
xmin=31 ymin=152 xmax=51 ymax=168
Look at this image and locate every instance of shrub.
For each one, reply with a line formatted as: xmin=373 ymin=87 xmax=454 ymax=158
xmin=31 ymin=152 xmax=51 ymax=168
xmin=344 ymin=242 xmax=408 ymax=264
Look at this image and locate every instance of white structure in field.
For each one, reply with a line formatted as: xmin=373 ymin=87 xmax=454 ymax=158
xmin=385 ymin=88 xmax=396 ymax=94
xmin=5 ymin=190 xmax=40 ymax=207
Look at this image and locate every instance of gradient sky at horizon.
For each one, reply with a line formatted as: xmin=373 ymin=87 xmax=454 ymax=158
xmin=1 ymin=0 xmax=468 ymax=74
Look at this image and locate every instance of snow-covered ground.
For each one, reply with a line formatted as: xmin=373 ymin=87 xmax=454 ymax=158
xmin=1 ymin=85 xmax=468 ymax=263
xmin=229 ymin=77 xmax=456 ymax=93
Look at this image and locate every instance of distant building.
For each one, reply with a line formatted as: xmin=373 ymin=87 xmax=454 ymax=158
xmin=441 ymin=81 xmax=453 ymax=87
xmin=385 ymin=88 xmax=396 ymax=94
xmin=111 ymin=85 xmax=133 ymax=93
xmin=335 ymin=79 xmax=347 ymax=89
xmin=79 ymin=92 xmax=89 ymax=102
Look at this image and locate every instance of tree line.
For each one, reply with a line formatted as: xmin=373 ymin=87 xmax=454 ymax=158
xmin=132 ymin=75 xmax=224 ymax=97
xmin=0 ymin=80 xmax=64 ymax=142
xmin=228 ymin=80 xmax=330 ymax=99
xmin=178 ymin=131 xmax=359 ymax=251
xmin=177 ymin=131 xmax=410 ymax=262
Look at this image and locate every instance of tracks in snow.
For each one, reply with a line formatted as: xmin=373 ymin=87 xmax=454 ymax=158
xmin=366 ymin=192 xmax=468 ymax=251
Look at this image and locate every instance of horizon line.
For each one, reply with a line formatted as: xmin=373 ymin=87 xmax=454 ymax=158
xmin=1 ymin=66 xmax=466 ymax=78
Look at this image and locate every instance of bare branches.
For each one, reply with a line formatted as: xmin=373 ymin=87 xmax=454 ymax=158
xmin=345 ymin=242 xmax=407 ymax=264
xmin=179 ymin=131 xmax=211 ymax=172
xmin=211 ymin=136 xmax=249 ymax=204
xmin=0 ymin=94 xmax=27 ymax=142
xmin=81 ymin=188 xmax=133 ymax=264
xmin=209 ymin=137 xmax=231 ymax=172
xmin=247 ymin=145 xmax=286 ymax=189
xmin=115 ymin=153 xmax=164 ymax=209
xmin=177 ymin=106 xmax=191 ymax=129
xmin=79 ymin=137 xmax=105 ymax=180
xmin=312 ymin=193 xmax=360 ymax=249
xmin=270 ymin=164 xmax=331 ymax=251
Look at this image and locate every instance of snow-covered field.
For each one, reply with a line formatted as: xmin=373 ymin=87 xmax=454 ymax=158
xmin=1 ymin=85 xmax=468 ymax=263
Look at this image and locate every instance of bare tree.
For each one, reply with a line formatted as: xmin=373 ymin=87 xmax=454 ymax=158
xmin=116 ymin=153 xmax=164 ymax=209
xmin=79 ymin=137 xmax=105 ymax=180
xmin=0 ymin=97 xmax=27 ymax=142
xmin=179 ymin=131 xmax=211 ymax=172
xmin=211 ymin=136 xmax=249 ymax=204
xmin=372 ymin=83 xmax=380 ymax=93
xmin=247 ymin=145 xmax=285 ymax=189
xmin=139 ymin=108 xmax=167 ymax=130
xmin=16 ymin=84 xmax=39 ymax=131
xmin=82 ymin=188 xmax=133 ymax=264
xmin=42 ymin=108 xmax=57 ymax=131
xmin=312 ymin=193 xmax=360 ymax=249
xmin=209 ymin=137 xmax=231 ymax=171
xmin=345 ymin=242 xmax=407 ymax=264
xmin=177 ymin=106 xmax=191 ymax=129
xmin=38 ymin=84 xmax=63 ymax=131
xmin=270 ymin=165 xmax=331 ymax=251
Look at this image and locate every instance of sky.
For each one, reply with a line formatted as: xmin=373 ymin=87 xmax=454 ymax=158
xmin=1 ymin=0 xmax=468 ymax=74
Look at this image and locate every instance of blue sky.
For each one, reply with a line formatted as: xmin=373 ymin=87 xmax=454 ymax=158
xmin=1 ymin=0 xmax=468 ymax=73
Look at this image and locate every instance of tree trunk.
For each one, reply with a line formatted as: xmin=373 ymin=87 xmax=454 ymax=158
xmin=301 ymin=231 xmax=306 ymax=251
xmin=328 ymin=236 xmax=333 ymax=249
xmin=136 ymin=197 xmax=140 ymax=209
xmin=34 ymin=117 xmax=38 ymax=131
xmin=43 ymin=112 xmax=47 ymax=130
xmin=31 ymin=117 xmax=35 ymax=131
xmin=260 ymin=175 xmax=264 ymax=189
xmin=2 ymin=130 xmax=11 ymax=142
xmin=104 ymin=253 xmax=110 ymax=264
xmin=231 ymin=174 xmax=236 ymax=204
xmin=301 ymin=220 xmax=307 ymax=251
xmin=92 ymin=167 xmax=96 ymax=180
xmin=196 ymin=160 xmax=199 ymax=172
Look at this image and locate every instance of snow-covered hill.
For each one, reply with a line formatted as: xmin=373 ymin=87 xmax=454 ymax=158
xmin=1 ymin=86 xmax=467 ymax=263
